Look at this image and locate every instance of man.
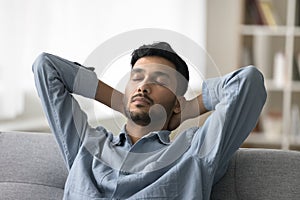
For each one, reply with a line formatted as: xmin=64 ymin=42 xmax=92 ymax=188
xmin=33 ymin=42 xmax=266 ymax=199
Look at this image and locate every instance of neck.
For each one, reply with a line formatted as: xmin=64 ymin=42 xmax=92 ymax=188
xmin=125 ymin=119 xmax=168 ymax=144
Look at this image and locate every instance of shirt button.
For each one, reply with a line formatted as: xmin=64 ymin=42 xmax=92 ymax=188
xmin=120 ymin=171 xmax=130 ymax=175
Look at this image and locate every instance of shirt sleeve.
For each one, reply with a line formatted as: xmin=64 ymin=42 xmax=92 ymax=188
xmin=195 ymin=66 xmax=267 ymax=183
xmin=32 ymin=52 xmax=99 ymax=170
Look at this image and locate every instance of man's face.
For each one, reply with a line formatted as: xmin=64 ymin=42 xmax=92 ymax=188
xmin=124 ymin=56 xmax=179 ymax=126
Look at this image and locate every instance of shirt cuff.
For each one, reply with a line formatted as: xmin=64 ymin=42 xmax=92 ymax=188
xmin=202 ymin=78 xmax=220 ymax=111
xmin=73 ymin=67 xmax=98 ymax=99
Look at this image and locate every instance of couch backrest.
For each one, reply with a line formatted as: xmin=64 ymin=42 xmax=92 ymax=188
xmin=1 ymin=131 xmax=300 ymax=200
xmin=211 ymin=148 xmax=300 ymax=200
xmin=0 ymin=131 xmax=68 ymax=200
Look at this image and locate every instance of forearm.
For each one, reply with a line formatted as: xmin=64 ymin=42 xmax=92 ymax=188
xmin=182 ymin=94 xmax=208 ymax=121
xmin=32 ymin=53 xmax=99 ymax=99
xmin=180 ymin=66 xmax=266 ymax=122
xmin=95 ymin=80 xmax=124 ymax=114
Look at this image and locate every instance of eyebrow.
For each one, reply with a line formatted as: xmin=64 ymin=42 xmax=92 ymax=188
xmin=131 ymin=68 xmax=145 ymax=74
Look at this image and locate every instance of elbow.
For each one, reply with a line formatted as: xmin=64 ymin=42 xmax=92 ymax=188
xmin=32 ymin=52 xmax=52 ymax=77
xmin=244 ymin=65 xmax=267 ymax=104
xmin=32 ymin=52 xmax=51 ymax=72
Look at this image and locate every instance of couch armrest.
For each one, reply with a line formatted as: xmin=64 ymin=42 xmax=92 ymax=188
xmin=0 ymin=131 xmax=68 ymax=200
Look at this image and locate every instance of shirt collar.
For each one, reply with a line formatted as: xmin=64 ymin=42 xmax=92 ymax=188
xmin=148 ymin=130 xmax=171 ymax=145
xmin=114 ymin=125 xmax=171 ymax=146
xmin=113 ymin=127 xmax=127 ymax=146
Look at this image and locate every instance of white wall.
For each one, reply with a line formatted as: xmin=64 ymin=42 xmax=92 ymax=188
xmin=0 ymin=0 xmax=206 ymax=131
xmin=206 ymin=0 xmax=242 ymax=77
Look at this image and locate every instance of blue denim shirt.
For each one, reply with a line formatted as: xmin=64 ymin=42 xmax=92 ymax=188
xmin=33 ymin=53 xmax=266 ymax=200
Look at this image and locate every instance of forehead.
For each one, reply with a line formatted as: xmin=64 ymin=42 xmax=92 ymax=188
xmin=133 ymin=56 xmax=176 ymax=72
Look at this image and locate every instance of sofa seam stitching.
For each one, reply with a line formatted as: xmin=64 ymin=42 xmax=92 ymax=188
xmin=0 ymin=181 xmax=64 ymax=189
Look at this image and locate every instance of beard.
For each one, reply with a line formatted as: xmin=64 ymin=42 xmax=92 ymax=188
xmin=124 ymin=103 xmax=170 ymax=128
xmin=125 ymin=109 xmax=151 ymax=126
xmin=123 ymin=93 xmax=176 ymax=128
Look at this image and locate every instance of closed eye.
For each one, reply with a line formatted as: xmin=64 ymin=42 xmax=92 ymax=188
xmin=130 ymin=71 xmax=144 ymax=82
xmin=154 ymin=72 xmax=171 ymax=86
xmin=155 ymin=77 xmax=170 ymax=86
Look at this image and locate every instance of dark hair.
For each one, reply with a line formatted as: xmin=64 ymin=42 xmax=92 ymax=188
xmin=130 ymin=42 xmax=189 ymax=95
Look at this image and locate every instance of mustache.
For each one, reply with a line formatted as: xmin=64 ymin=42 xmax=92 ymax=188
xmin=131 ymin=93 xmax=154 ymax=105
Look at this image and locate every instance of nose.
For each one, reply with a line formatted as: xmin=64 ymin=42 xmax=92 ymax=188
xmin=137 ymin=83 xmax=151 ymax=94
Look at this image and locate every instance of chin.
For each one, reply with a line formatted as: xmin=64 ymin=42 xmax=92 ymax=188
xmin=125 ymin=109 xmax=150 ymax=124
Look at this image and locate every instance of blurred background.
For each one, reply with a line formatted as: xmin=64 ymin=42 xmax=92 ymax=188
xmin=0 ymin=0 xmax=205 ymax=132
xmin=0 ymin=0 xmax=238 ymax=131
xmin=2 ymin=0 xmax=299 ymax=150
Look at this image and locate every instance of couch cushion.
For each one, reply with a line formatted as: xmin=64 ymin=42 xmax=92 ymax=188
xmin=210 ymin=153 xmax=238 ymax=200
xmin=212 ymin=148 xmax=300 ymax=200
xmin=0 ymin=131 xmax=68 ymax=200
xmin=0 ymin=183 xmax=64 ymax=200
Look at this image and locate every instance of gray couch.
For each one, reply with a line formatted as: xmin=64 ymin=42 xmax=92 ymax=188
xmin=1 ymin=131 xmax=300 ymax=200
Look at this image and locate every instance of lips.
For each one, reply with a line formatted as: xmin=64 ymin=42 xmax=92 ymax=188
xmin=131 ymin=94 xmax=153 ymax=105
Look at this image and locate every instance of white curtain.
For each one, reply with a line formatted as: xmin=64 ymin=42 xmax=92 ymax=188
xmin=0 ymin=0 xmax=206 ymax=122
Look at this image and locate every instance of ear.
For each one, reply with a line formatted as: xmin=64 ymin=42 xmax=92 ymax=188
xmin=173 ymin=96 xmax=185 ymax=114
